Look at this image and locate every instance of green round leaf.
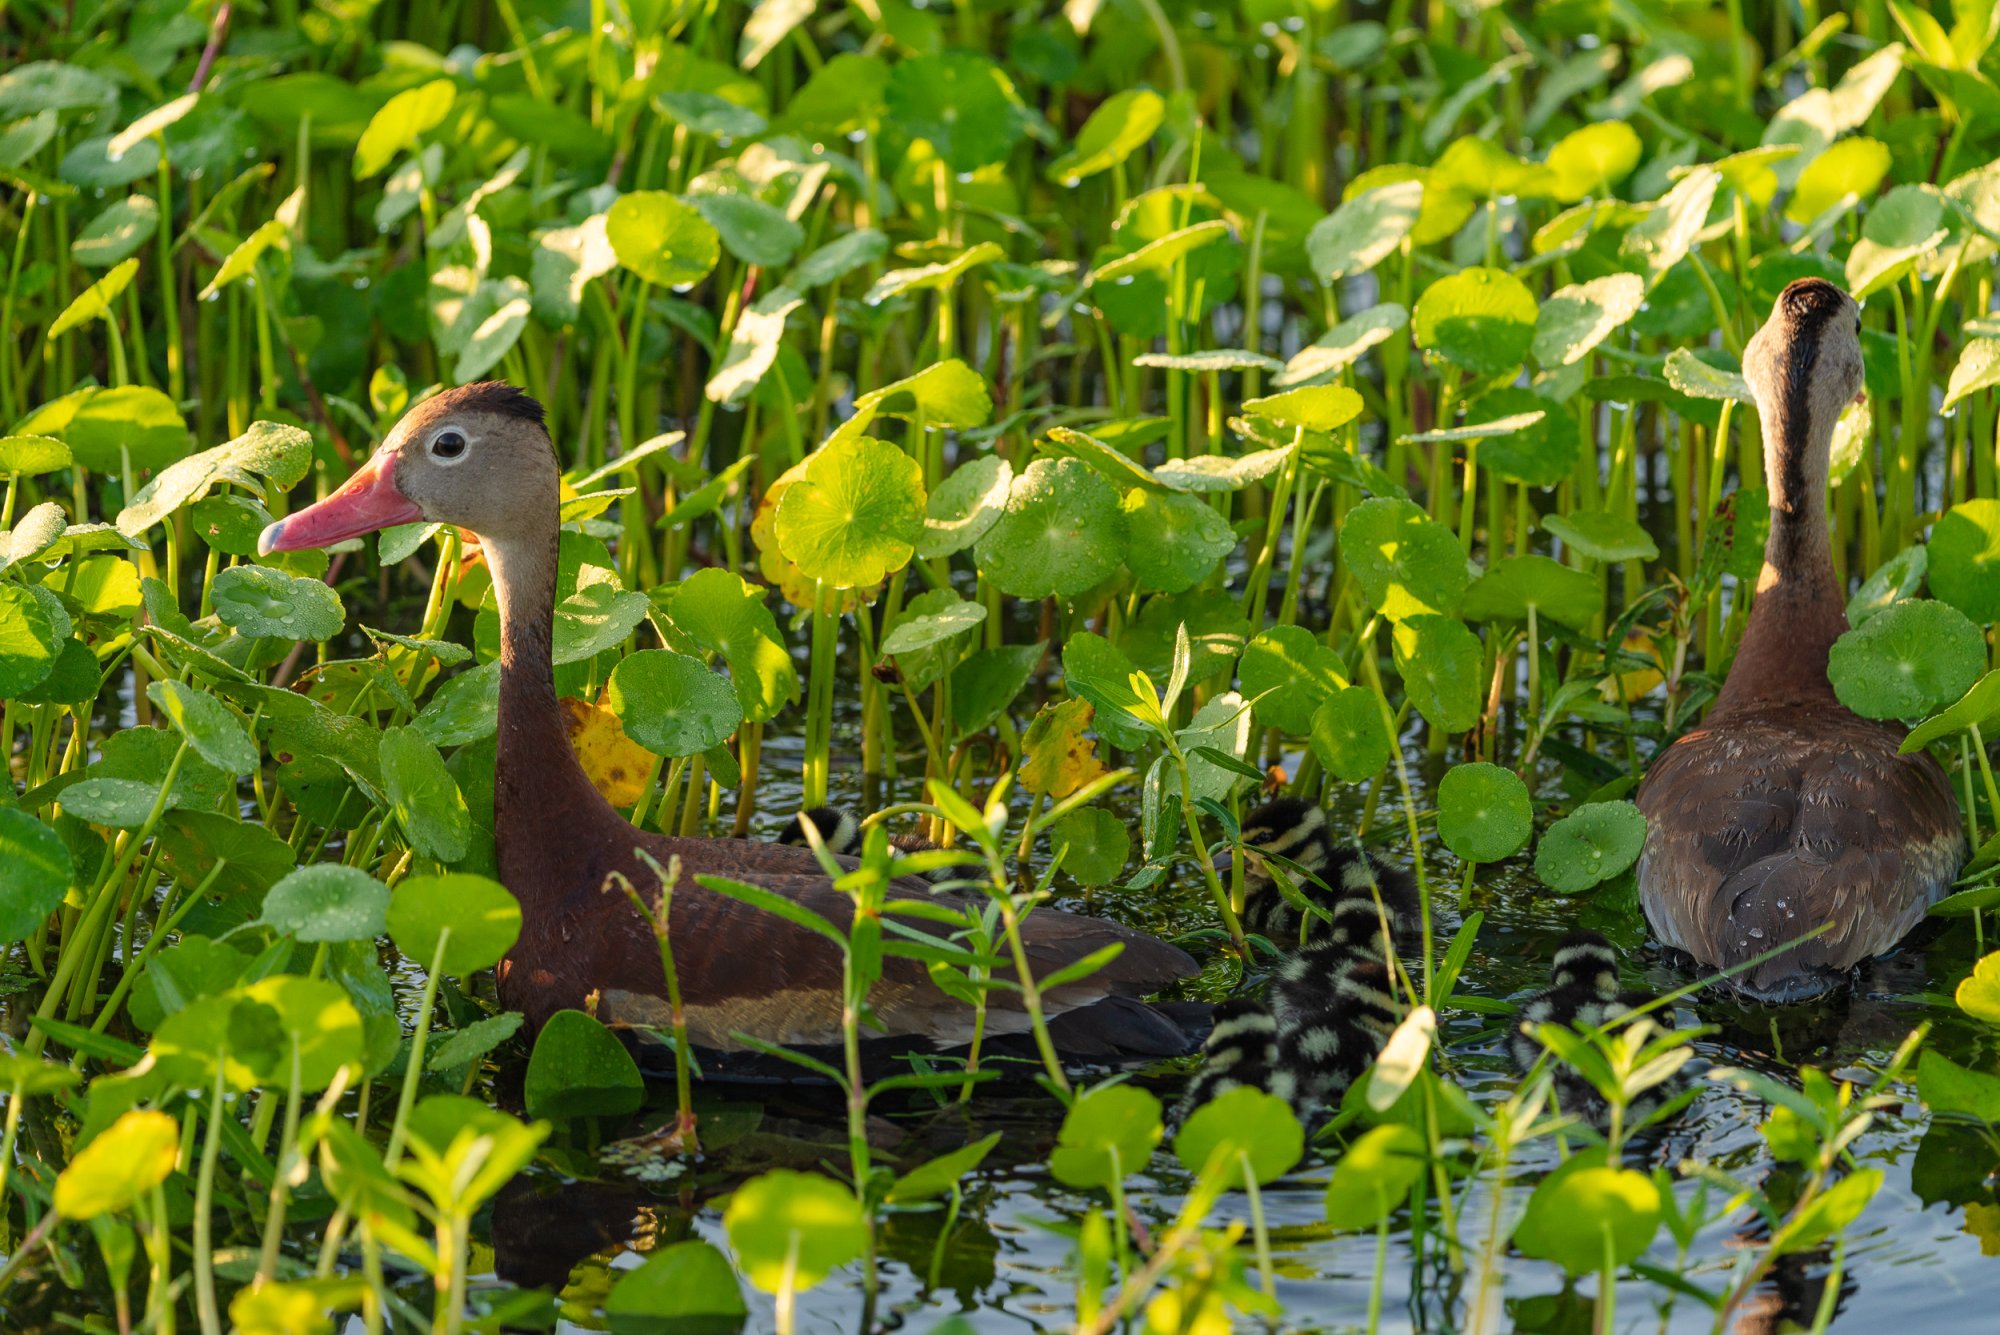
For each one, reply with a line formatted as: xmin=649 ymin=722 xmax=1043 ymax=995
xmin=1788 ymin=136 xmax=1891 ymax=224
xmin=1929 ymin=499 xmax=2000 ymax=624
xmin=1392 ymin=614 xmax=1483 ymax=734
xmin=1461 ymin=554 xmax=1602 ymax=630
xmin=0 ymin=806 xmax=70 ymax=944
xmin=1242 ymin=385 xmax=1365 ymax=433
xmin=1904 ymin=670 xmax=2000 ymax=753
xmin=385 ymin=872 xmax=522 ymax=976
xmin=607 ymin=649 xmax=744 ymax=757
xmin=1051 ymin=807 xmax=1131 ymax=887
xmin=1310 ymin=686 xmax=1394 ymax=783
xmin=1437 ymin=762 xmax=1532 ymax=864
xmin=1240 ymin=625 xmax=1348 ymax=736
xmin=1173 ymin=1086 xmax=1304 ymax=1187
xmin=1413 ymin=267 xmax=1538 ymax=376
xmin=1338 ymin=498 xmax=1470 ymax=622
xmin=148 ymin=679 xmax=258 ymax=776
xmin=1515 ymin=1155 xmax=1661 ymax=1277
xmin=880 ymin=596 xmax=986 ymax=655
xmin=261 ymin=864 xmax=389 ymax=944
xmin=1120 ymin=488 xmax=1237 ymax=593
xmin=1542 ymin=510 xmax=1660 ymax=564
xmin=775 ymin=436 xmax=924 ymax=589
xmin=920 ymin=454 xmax=1012 ymax=559
xmin=693 ymin=193 xmax=803 ymax=270
xmin=210 ymin=564 xmax=345 ymax=641
xmin=352 ymin=79 xmax=453 ymax=179
xmin=60 ymin=777 xmax=161 ymax=829
xmin=1532 ymin=273 xmax=1644 ymax=367
xmin=1546 ymin=121 xmax=1642 ymax=200
xmin=606 ymin=1240 xmax=747 ymax=1330
xmin=974 ymin=458 xmax=1129 ymax=599
xmin=885 ymin=52 xmax=1027 ymax=173
xmin=380 ymin=725 xmax=471 ymax=862
xmin=666 ymin=568 xmax=799 ymax=723
xmin=1307 ymin=179 xmax=1424 ymax=282
xmin=1473 ymin=388 xmax=1581 ymax=487
xmin=72 ymin=195 xmax=160 ymax=268
xmin=0 ymin=582 xmax=60 ymax=696
xmin=1324 ymin=1124 xmax=1426 ymax=1231
xmin=1049 ymin=1084 xmax=1163 ymax=1190
xmin=722 ymin=1170 xmax=869 ymax=1293
xmin=608 ymin=190 xmax=722 ymax=289
xmin=1535 ymin=801 xmax=1647 ymax=895
xmin=65 ymin=385 xmax=193 ymax=472
xmin=240 ymin=975 xmax=366 ymax=1092
xmin=524 ymin=1009 xmax=646 ymax=1120
xmin=1049 ymin=87 xmax=1164 ymax=185
xmin=0 ymin=434 xmax=72 ymax=475
xmin=1828 ymin=598 xmax=1987 ymax=720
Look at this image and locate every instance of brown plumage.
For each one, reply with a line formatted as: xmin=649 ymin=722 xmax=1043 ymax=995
xmin=1636 ymin=280 xmax=1965 ymax=1001
xmin=261 ymin=383 xmax=1199 ymax=1057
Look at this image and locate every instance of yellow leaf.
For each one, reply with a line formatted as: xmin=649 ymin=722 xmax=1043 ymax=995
xmin=54 ymin=1109 xmax=179 ymax=1220
xmin=1965 ymin=1201 xmax=2000 ymax=1257
xmin=562 ymin=692 xmax=656 ymax=807
xmin=1020 ymin=697 xmax=1107 ymax=799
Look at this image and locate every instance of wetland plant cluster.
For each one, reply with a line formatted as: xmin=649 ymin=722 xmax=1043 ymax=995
xmin=4 ymin=0 xmax=2000 ymax=1331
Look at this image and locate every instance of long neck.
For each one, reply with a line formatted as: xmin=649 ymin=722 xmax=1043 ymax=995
xmin=1713 ymin=389 xmax=1847 ymax=712
xmin=485 ymin=528 xmax=629 ymax=905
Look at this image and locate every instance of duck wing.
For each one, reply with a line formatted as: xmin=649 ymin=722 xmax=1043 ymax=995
xmin=1637 ymin=713 xmax=1964 ymax=999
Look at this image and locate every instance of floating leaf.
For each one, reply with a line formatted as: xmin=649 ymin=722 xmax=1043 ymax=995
xmin=1392 ymin=615 xmax=1483 ymax=734
xmin=1020 ymin=697 xmax=1107 ymax=800
xmin=1829 ymin=598 xmax=1988 ymax=720
xmin=1461 ymin=554 xmax=1602 ymax=630
xmin=1307 ymin=179 xmax=1423 ymax=282
xmin=148 ymin=680 xmax=257 ymax=775
xmin=1437 ymin=763 xmax=1532 ymax=864
xmin=524 ymin=1009 xmax=645 ymax=1120
xmin=605 ymin=1240 xmax=748 ymax=1331
xmin=608 ymin=191 xmax=722 ymax=289
xmin=723 ymin=1171 xmax=869 ymax=1293
xmin=1929 ymin=499 xmax=2000 ymax=623
xmin=975 ymin=458 xmax=1127 ymax=599
xmin=1049 ymin=1084 xmax=1162 ymax=1189
xmin=775 ymin=436 xmax=924 ymax=589
xmin=1310 ymin=687 xmax=1393 ymax=783
xmin=1542 ymin=510 xmax=1659 ymax=563
xmin=1324 ymin=1124 xmax=1425 ymax=1231
xmin=1243 ymin=384 xmax=1364 ymax=433
xmin=385 ymin=873 xmax=521 ymax=976
xmin=1174 ymin=1086 xmax=1303 ymax=1187
xmin=353 ymin=79 xmax=454 ymax=179
xmin=1049 ymin=87 xmax=1164 ymax=185
xmin=211 ymin=564 xmax=344 ymax=641
xmin=1515 ymin=1152 xmax=1661 ymax=1276
xmin=1536 ymin=801 xmax=1647 ymax=894
xmin=380 ymin=725 xmax=472 ymax=862
xmin=1412 ymin=267 xmax=1537 ymax=376
xmin=1338 ymin=498 xmax=1470 ymax=622
xmin=1051 ymin=808 xmax=1130 ymax=887
xmin=920 ymin=455 xmax=1012 ymax=558
xmin=0 ymin=806 xmax=69 ymax=944
xmin=261 ymin=864 xmax=390 ymax=944
xmin=607 ymin=650 xmax=743 ymax=757
xmin=1532 ymin=273 xmax=1645 ymax=367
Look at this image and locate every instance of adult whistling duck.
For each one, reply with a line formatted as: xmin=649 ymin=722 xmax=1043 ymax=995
xmin=1635 ymin=279 xmax=1965 ymax=1001
xmin=259 ymin=383 xmax=1199 ymax=1057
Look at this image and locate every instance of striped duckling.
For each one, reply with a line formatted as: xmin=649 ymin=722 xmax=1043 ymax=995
xmin=779 ymin=806 xmax=955 ymax=882
xmin=1510 ymin=930 xmax=1665 ymax=1125
xmin=1179 ymin=800 xmax=1417 ymax=1123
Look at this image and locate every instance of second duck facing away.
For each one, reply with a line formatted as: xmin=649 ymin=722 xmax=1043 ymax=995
xmin=1637 ymin=279 xmax=1966 ymax=1001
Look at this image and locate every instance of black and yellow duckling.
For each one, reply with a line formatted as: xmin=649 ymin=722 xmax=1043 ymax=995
xmin=1510 ymin=930 xmax=1668 ymax=1126
xmin=1179 ymin=799 xmax=1417 ymax=1123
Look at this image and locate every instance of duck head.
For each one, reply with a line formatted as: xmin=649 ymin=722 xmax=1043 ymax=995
xmin=259 ymin=382 xmax=556 ymax=555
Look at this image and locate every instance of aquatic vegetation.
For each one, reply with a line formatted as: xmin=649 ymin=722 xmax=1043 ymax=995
xmin=2 ymin=2 xmax=2000 ymax=1331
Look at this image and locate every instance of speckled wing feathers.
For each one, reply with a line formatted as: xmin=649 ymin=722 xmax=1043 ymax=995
xmin=1637 ymin=711 xmax=1963 ymax=1000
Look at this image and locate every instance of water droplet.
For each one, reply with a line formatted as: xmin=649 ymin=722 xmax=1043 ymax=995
xmin=1748 ymin=927 xmax=1765 ymax=939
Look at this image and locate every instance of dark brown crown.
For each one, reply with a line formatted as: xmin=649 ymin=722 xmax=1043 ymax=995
xmin=415 ymin=381 xmax=548 ymax=428
xmin=1776 ymin=277 xmax=1850 ymax=326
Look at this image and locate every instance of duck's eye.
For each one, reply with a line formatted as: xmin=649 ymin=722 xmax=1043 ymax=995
xmin=430 ymin=429 xmax=468 ymax=461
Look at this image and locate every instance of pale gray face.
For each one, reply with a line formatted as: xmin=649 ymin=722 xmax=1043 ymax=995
xmin=383 ymin=386 xmax=558 ymax=546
